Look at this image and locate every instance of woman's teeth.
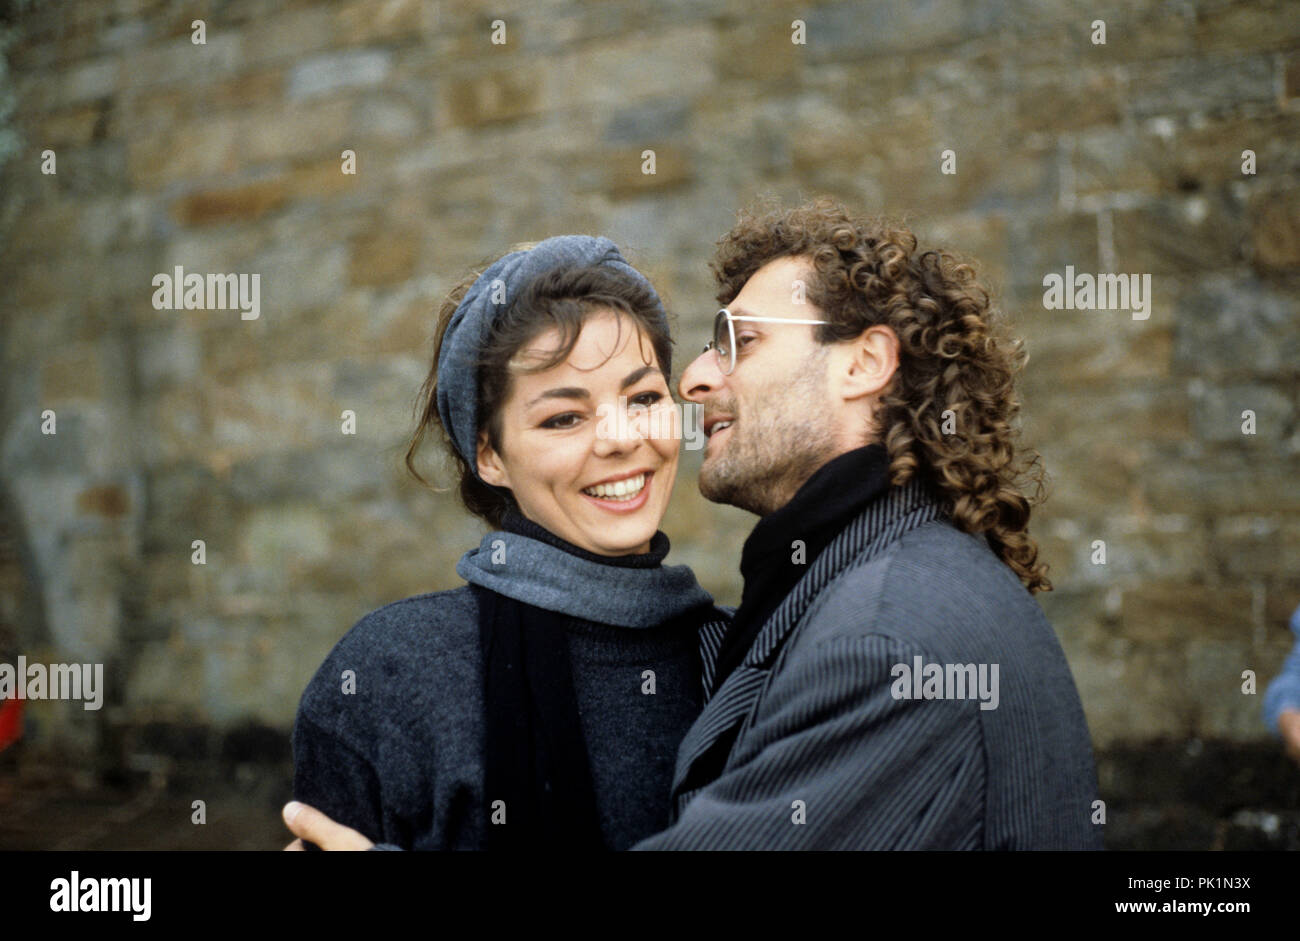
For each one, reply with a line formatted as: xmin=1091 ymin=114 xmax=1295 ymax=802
xmin=583 ymin=473 xmax=647 ymax=501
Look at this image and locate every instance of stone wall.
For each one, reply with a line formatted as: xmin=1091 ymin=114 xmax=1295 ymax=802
xmin=0 ymin=0 xmax=1297 ymax=846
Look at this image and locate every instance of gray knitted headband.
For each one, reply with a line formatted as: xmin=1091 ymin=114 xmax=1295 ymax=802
xmin=435 ymin=235 xmax=670 ymax=477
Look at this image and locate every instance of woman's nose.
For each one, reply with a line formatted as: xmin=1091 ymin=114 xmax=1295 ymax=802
xmin=591 ymin=399 xmax=641 ymax=455
xmin=678 ymin=350 xmax=723 ymax=403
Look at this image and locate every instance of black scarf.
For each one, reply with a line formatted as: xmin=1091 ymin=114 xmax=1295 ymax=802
xmin=480 ymin=511 xmax=672 ymax=851
xmin=709 ymin=444 xmax=893 ymax=696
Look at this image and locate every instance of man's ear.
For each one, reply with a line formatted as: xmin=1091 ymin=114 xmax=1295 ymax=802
xmin=838 ymin=324 xmax=900 ymax=402
xmin=476 ymin=431 xmax=509 ymax=488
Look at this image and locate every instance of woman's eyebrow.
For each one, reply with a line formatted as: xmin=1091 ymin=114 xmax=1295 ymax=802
xmin=620 ymin=365 xmax=661 ymax=389
xmin=524 ymin=366 xmax=662 ymax=410
xmin=524 ymin=386 xmax=588 ymax=409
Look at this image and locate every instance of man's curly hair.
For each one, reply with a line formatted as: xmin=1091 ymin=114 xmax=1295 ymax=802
xmin=711 ymin=197 xmax=1051 ymax=593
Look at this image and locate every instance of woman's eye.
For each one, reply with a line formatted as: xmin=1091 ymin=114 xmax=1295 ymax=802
xmin=735 ymin=333 xmax=758 ymax=350
xmin=541 ymin=413 xmax=581 ymax=429
xmin=629 ymin=390 xmax=664 ymax=409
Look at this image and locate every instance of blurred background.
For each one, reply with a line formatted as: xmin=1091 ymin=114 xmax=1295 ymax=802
xmin=0 ymin=0 xmax=1297 ymax=849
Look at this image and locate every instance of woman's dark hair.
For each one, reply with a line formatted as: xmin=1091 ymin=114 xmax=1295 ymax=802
xmin=404 ymin=261 xmax=674 ymax=528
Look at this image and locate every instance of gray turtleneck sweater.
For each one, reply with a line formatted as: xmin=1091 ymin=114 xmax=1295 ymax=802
xmin=291 ymin=526 xmax=725 ymax=851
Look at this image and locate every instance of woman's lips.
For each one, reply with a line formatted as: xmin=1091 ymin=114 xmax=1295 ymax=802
xmin=580 ymin=470 xmax=654 ymax=514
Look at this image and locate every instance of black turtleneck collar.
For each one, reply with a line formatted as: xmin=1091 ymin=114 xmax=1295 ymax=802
xmin=499 ymin=509 xmax=670 ymax=570
xmin=713 ymin=443 xmax=893 ymax=694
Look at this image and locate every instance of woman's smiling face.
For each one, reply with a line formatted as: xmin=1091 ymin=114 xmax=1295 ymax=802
xmin=475 ymin=308 xmax=680 ymax=556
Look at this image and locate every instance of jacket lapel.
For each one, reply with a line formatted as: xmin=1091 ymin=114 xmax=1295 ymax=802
xmin=675 ymin=476 xmax=945 ymax=807
xmin=697 ymin=617 xmax=730 ymax=699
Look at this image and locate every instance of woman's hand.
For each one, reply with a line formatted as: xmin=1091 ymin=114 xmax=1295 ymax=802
xmin=282 ymin=801 xmax=375 ymax=851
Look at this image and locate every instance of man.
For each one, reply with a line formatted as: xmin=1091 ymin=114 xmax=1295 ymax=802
xmin=285 ymin=197 xmax=1102 ymax=849
xmin=1263 ymin=603 xmax=1300 ymax=766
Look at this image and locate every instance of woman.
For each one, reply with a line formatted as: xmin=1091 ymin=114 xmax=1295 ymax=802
xmin=287 ymin=236 xmax=728 ymax=850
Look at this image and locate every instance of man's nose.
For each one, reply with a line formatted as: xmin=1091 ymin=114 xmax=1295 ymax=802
xmin=678 ymin=349 xmax=724 ymax=403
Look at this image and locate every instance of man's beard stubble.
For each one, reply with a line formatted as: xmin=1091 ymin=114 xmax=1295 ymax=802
xmin=698 ymin=347 xmax=840 ymax=517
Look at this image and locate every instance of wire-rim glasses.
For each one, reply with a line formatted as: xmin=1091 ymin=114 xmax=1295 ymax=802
xmin=702 ymin=308 xmax=832 ymax=375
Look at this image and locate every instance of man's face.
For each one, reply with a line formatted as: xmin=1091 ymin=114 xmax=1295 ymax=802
xmin=678 ymin=256 xmax=841 ymax=517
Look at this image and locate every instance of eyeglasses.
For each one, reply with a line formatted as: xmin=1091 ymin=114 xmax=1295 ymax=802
xmin=703 ymin=308 xmax=831 ymax=375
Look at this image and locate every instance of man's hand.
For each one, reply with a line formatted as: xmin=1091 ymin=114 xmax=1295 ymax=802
xmin=1279 ymin=709 xmax=1300 ymax=767
xmin=282 ymin=801 xmax=375 ymax=851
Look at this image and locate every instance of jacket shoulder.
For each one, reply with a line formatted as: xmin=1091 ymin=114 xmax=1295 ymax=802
xmin=296 ymin=586 xmax=481 ymax=731
xmin=798 ymin=519 xmax=1044 ymax=655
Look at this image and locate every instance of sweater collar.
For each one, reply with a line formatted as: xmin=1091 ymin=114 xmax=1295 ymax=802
xmin=738 ymin=443 xmax=892 ymax=596
xmin=499 ymin=509 xmax=670 ymax=569
xmin=457 ymin=519 xmax=714 ymax=629
xmin=707 ymin=443 xmax=893 ymax=695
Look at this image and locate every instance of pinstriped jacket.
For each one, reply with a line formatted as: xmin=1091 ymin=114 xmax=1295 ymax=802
xmin=633 ymin=475 xmax=1103 ymax=850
